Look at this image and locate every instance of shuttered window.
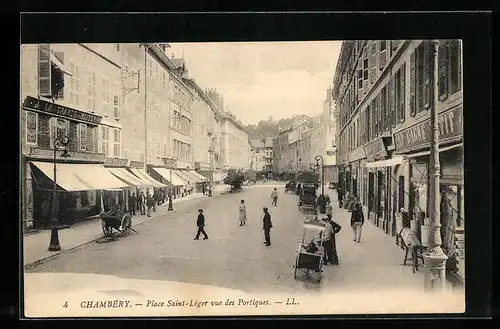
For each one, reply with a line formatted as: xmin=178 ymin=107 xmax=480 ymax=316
xmin=396 ymin=64 xmax=406 ymax=123
xmin=372 ymin=98 xmax=378 ymax=138
xmin=449 ymin=40 xmax=462 ymax=94
xmin=49 ymin=118 xmax=69 ymax=149
xmin=101 ymin=78 xmax=110 ymax=117
xmin=77 ymin=123 xmax=87 ymax=151
xmin=410 ymin=51 xmax=417 ymax=117
xmin=37 ymin=44 xmax=52 ymax=97
xmin=25 ymin=111 xmax=38 ymax=146
xmin=438 ymin=40 xmax=449 ymax=100
xmin=390 ymin=75 xmax=397 ymax=128
xmin=87 ymin=71 xmax=96 ymax=112
xmin=113 ymin=95 xmax=120 ymax=118
xmin=369 ymin=41 xmax=378 ymax=84
xmin=379 ymin=41 xmax=387 ymax=70
xmin=382 ymin=87 xmax=389 ymax=131
xmin=113 ymin=128 xmax=121 ymax=157
xmin=423 ymin=41 xmax=431 ymax=110
xmin=101 ymin=126 xmax=109 ymax=156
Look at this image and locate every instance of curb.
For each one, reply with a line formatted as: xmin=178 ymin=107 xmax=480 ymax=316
xmin=24 ymin=194 xmax=216 ymax=270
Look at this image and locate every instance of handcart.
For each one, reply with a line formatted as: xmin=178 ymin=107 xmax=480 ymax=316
xmin=99 ymin=206 xmax=134 ymax=238
xmin=298 ymin=183 xmax=317 ymax=212
xmin=293 ymin=217 xmax=326 ymax=283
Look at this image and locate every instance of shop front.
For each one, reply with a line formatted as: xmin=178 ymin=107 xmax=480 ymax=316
xmin=348 ymin=147 xmax=366 ymax=199
xmin=393 ymin=104 xmax=464 ymax=281
xmin=363 ymin=137 xmax=392 ymax=229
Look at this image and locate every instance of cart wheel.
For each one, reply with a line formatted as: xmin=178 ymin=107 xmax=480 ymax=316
xmin=102 ymin=221 xmax=113 ymax=237
xmin=121 ymin=214 xmax=132 ymax=236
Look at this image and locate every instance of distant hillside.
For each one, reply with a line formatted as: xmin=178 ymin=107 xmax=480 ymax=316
xmin=243 ymin=115 xmax=319 ymax=139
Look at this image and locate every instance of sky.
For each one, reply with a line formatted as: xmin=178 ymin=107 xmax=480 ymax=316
xmin=167 ymin=41 xmax=342 ymax=125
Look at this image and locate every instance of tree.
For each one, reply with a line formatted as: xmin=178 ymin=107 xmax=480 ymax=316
xmin=296 ymin=170 xmax=319 ymax=183
xmin=224 ymin=169 xmax=245 ymax=191
xmin=244 ymin=170 xmax=256 ymax=182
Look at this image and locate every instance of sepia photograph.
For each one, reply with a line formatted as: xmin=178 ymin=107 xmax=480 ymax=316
xmin=21 ymin=38 xmax=466 ymax=317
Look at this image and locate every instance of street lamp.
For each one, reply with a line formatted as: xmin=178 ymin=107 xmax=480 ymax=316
xmin=167 ymin=157 xmax=178 ymax=211
xmin=48 ymin=135 xmax=71 ymax=252
xmin=423 ymin=39 xmax=448 ymax=291
xmin=208 ymin=146 xmax=214 ymax=197
xmin=315 ymin=155 xmax=325 ymax=196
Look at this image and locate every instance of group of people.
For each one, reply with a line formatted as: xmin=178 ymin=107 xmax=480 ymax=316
xmin=128 ymin=189 xmax=170 ymax=218
xmin=336 ymin=187 xmax=365 ymax=243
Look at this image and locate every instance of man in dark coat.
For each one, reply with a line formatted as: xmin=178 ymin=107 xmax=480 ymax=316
xmin=337 ymin=188 xmax=344 ymax=208
xmin=129 ymin=193 xmax=137 ymax=216
xmin=322 ymin=216 xmax=342 ymax=265
xmin=146 ymin=192 xmax=154 ymax=217
xmin=138 ymin=191 xmax=146 ymax=215
xmin=194 ymin=209 xmax=209 ymax=240
xmin=262 ymin=207 xmax=273 ymax=246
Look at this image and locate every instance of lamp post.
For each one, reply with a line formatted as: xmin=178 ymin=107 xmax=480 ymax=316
xmin=315 ymin=155 xmax=325 ymax=196
xmin=167 ymin=157 xmax=178 ymax=211
xmin=208 ymin=146 xmax=214 ymax=197
xmin=423 ymin=39 xmax=448 ymax=291
xmin=48 ymin=135 xmax=71 ymax=252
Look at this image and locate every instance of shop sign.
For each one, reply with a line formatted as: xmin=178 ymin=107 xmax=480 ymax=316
xmin=104 ymin=157 xmax=129 ymax=167
xmin=23 ymin=96 xmax=102 ymax=125
xmin=394 ymin=105 xmax=463 ymax=153
xmin=129 ymin=160 xmax=145 ymax=168
xmin=162 ymin=157 xmax=178 ymax=167
xmin=363 ymin=138 xmax=387 ymax=160
xmin=29 ymin=147 xmax=106 ymax=162
xmin=348 ymin=147 xmax=366 ymax=162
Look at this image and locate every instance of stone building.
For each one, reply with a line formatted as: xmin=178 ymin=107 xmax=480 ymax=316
xmin=20 ymin=43 xmax=129 ymax=230
xmin=332 ymin=39 xmax=464 ymax=278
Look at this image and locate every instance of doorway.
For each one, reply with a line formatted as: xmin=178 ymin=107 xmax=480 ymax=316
xmin=368 ymin=172 xmax=375 ymax=213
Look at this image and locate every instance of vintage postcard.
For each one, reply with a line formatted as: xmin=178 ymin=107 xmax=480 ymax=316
xmin=21 ymin=39 xmax=465 ymax=317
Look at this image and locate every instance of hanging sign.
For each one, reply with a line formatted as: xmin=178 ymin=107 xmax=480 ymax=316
xmin=104 ymin=157 xmax=129 ymax=167
xmin=363 ymin=138 xmax=388 ymax=160
xmin=23 ymin=96 xmax=102 ymax=125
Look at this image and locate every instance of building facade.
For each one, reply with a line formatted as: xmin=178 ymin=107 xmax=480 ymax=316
xmin=272 ymin=128 xmax=292 ymax=174
xmin=21 ymin=43 xmax=125 ymax=229
xmin=220 ymin=117 xmax=251 ymax=170
xmin=250 ymin=138 xmax=273 ymax=172
xmin=333 ymin=39 xmax=463 ymax=277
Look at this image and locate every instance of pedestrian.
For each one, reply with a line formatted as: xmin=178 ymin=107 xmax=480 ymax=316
xmin=239 ymin=199 xmax=247 ymax=226
xmin=129 ymin=192 xmax=136 ymax=216
xmin=139 ymin=191 xmax=146 ymax=215
xmin=194 ymin=209 xmax=209 ymax=240
xmin=337 ymin=188 xmax=344 ymax=208
xmin=351 ymin=202 xmax=365 ymax=243
xmin=146 ymin=192 xmax=153 ymax=217
xmin=271 ymin=188 xmax=278 ymax=207
xmin=325 ymin=200 xmax=333 ymax=219
xmin=262 ymin=207 xmax=273 ymax=246
xmin=152 ymin=190 xmax=157 ymax=212
xmin=322 ymin=216 xmax=342 ymax=265
xmin=317 ymin=194 xmax=327 ymax=214
xmin=202 ymin=182 xmax=206 ymax=196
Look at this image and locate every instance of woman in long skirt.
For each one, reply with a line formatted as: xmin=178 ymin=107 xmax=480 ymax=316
xmin=239 ymin=199 xmax=247 ymax=226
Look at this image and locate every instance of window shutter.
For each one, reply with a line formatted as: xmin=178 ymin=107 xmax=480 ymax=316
xmin=399 ymin=64 xmax=406 ymax=123
xmin=379 ymin=41 xmax=387 ymax=70
xmin=390 ymin=76 xmax=396 ymax=127
xmin=79 ymin=123 xmax=87 ymax=151
xmin=113 ymin=95 xmax=119 ymax=118
xmin=423 ymin=41 xmax=431 ymax=109
xmin=369 ymin=41 xmax=377 ymax=84
xmin=438 ymin=40 xmax=449 ymax=101
xmin=383 ymin=88 xmax=389 ymax=131
xmin=26 ymin=111 xmax=38 ymax=145
xmin=38 ymin=44 xmax=52 ymax=97
xmin=449 ymin=40 xmax=462 ymax=94
xmin=87 ymin=126 xmax=93 ymax=152
xmin=410 ymin=51 xmax=417 ymax=117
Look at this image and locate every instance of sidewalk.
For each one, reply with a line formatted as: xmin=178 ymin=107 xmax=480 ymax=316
xmin=322 ymin=187 xmax=458 ymax=293
xmin=23 ymin=191 xmax=223 ymax=268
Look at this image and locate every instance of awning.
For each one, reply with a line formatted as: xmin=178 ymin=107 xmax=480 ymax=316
xmin=50 ymin=52 xmax=73 ymax=76
xmin=31 ymin=162 xmax=129 ymax=192
xmin=172 ymin=170 xmax=190 ymax=185
xmin=151 ymin=167 xmax=184 ymax=186
xmin=129 ymin=168 xmax=167 ymax=188
xmin=176 ymin=170 xmax=203 ymax=183
xmin=191 ymin=171 xmax=208 ymax=182
xmin=364 ymin=156 xmax=405 ymax=168
xmin=404 ymin=143 xmax=463 ymax=159
xmin=108 ymin=168 xmax=151 ymax=188
xmin=175 ymin=170 xmax=196 ymax=184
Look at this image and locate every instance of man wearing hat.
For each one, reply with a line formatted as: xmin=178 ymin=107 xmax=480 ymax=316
xmin=194 ymin=209 xmax=209 ymax=240
xmin=262 ymin=206 xmax=273 ymax=246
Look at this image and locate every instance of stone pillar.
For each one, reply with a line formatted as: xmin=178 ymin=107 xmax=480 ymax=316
xmin=24 ymin=161 xmax=34 ymax=230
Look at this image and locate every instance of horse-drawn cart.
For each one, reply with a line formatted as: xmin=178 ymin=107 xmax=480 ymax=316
xmin=99 ymin=206 xmax=134 ymax=238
